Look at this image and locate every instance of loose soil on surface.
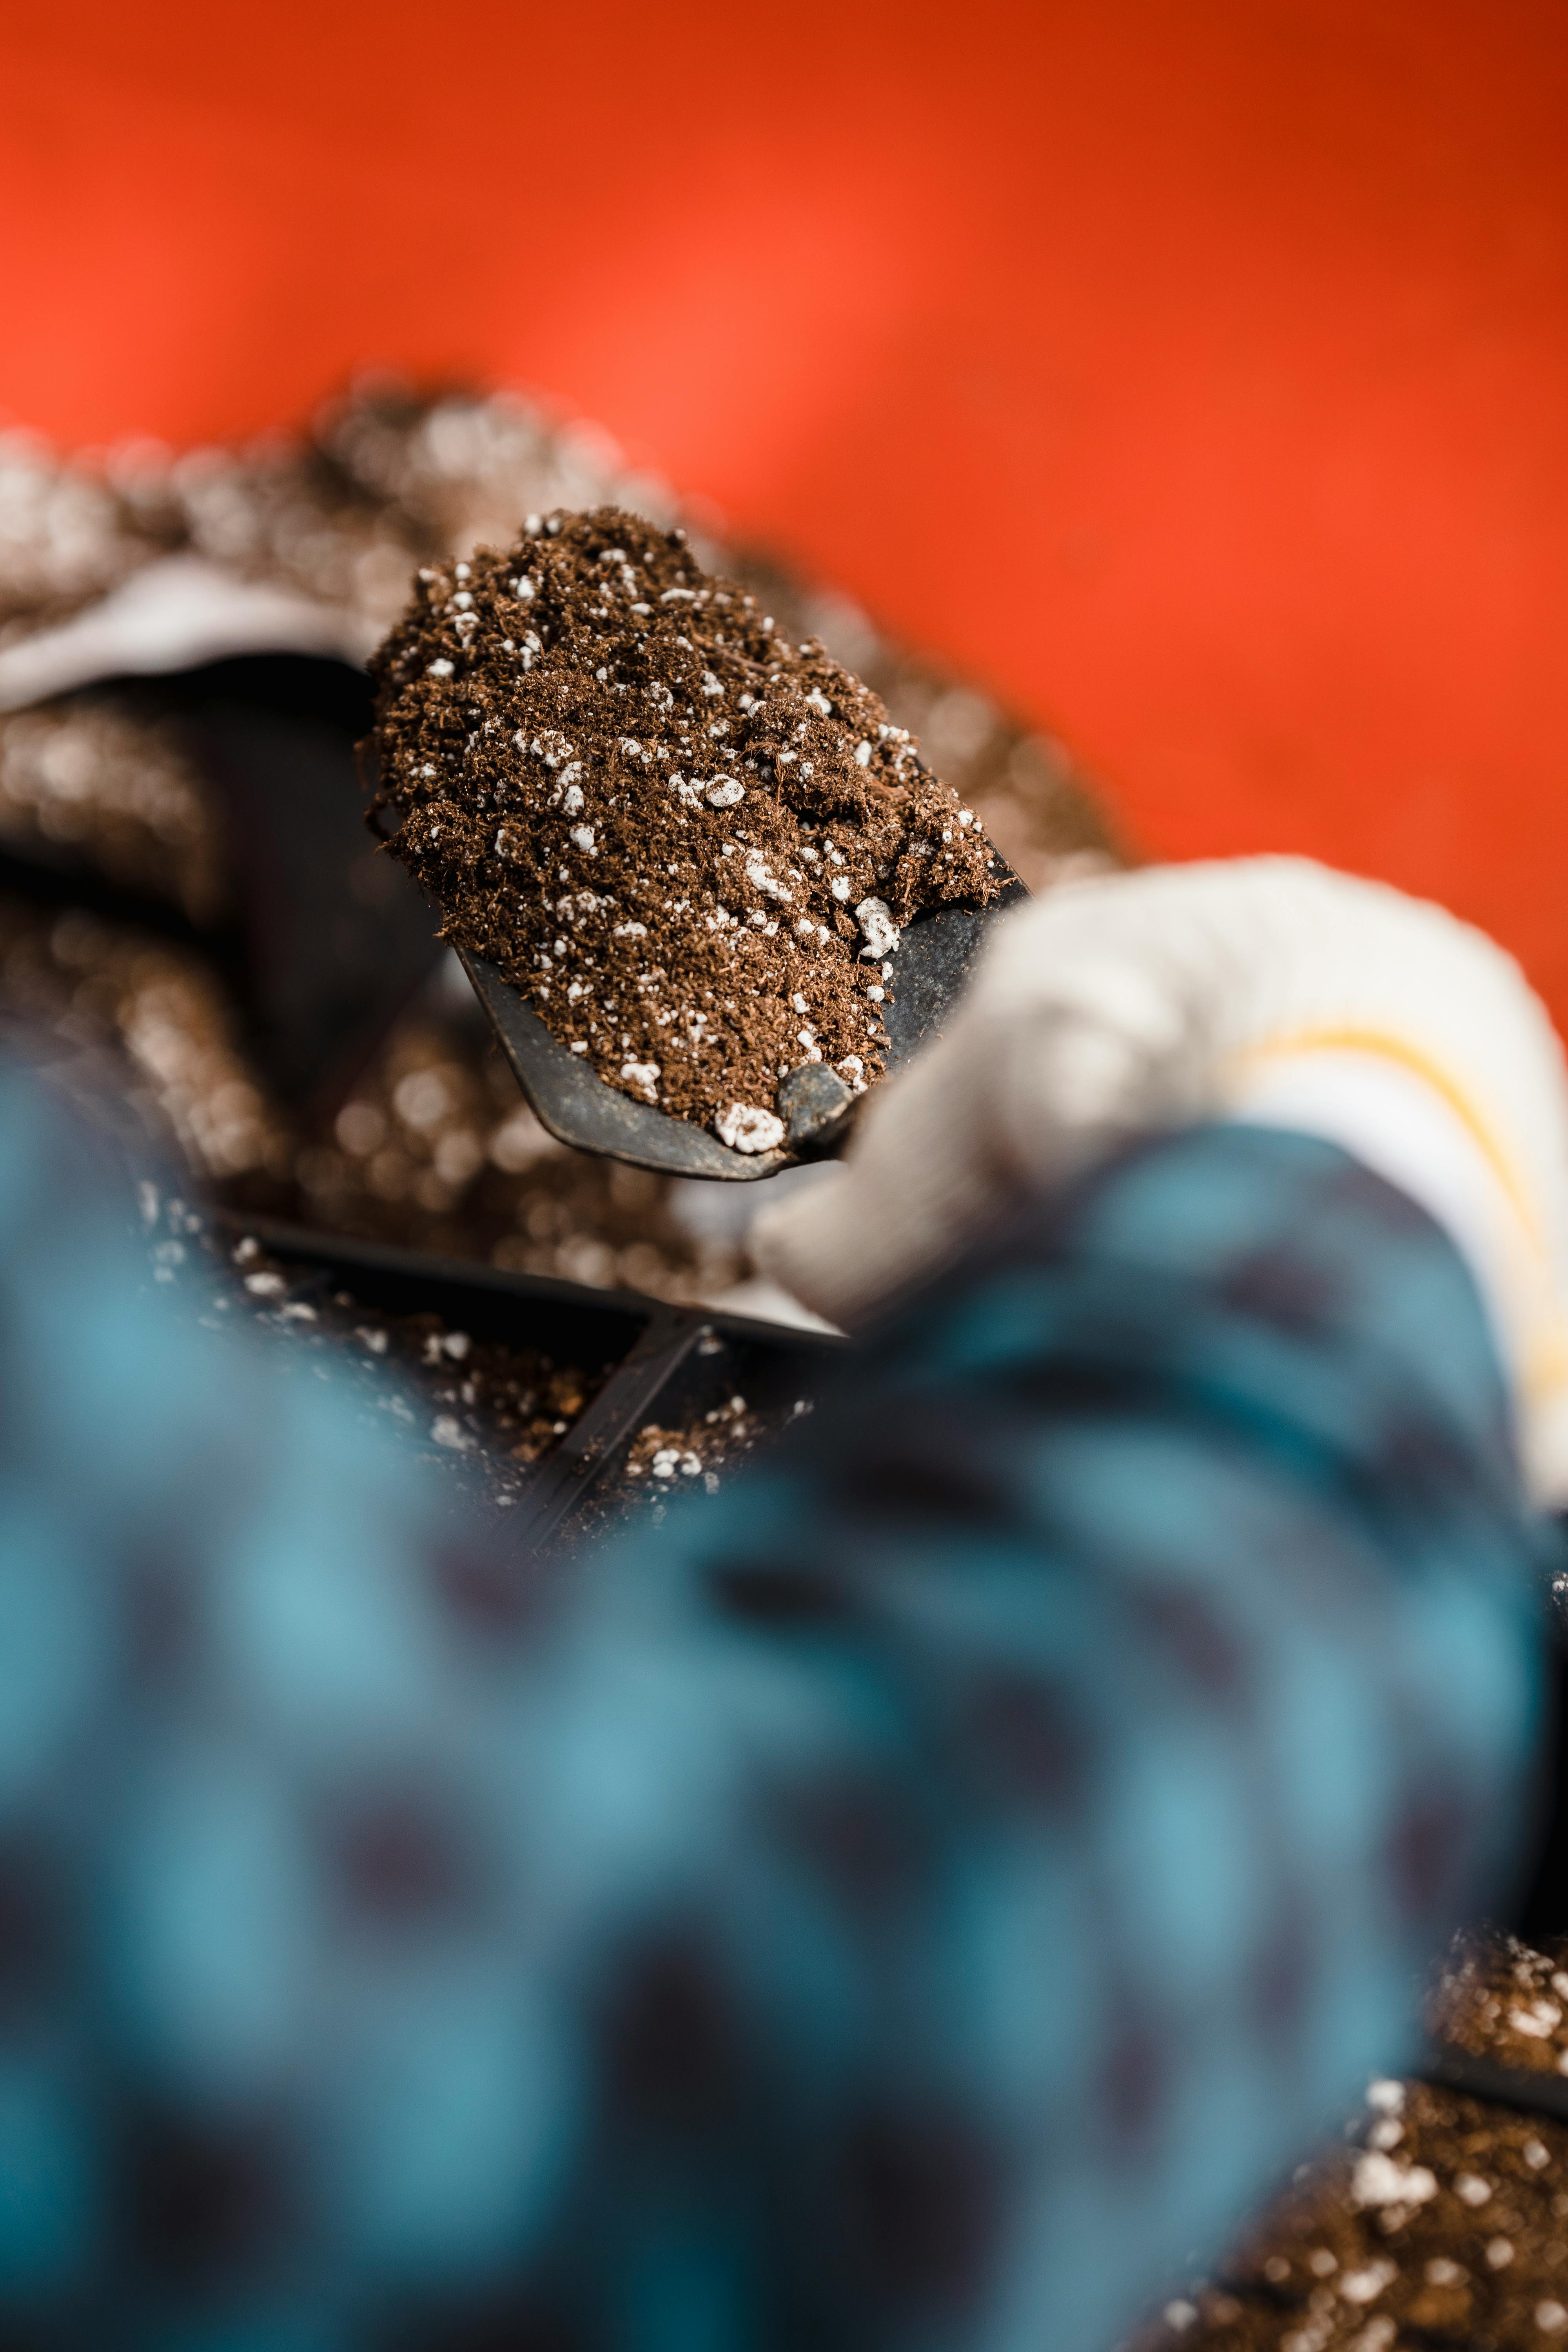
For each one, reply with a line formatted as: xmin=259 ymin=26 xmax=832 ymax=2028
xmin=570 ymin=1383 xmax=816 ymax=1545
xmin=210 ymin=1225 xmax=603 ymax=1512
xmin=622 ymin=1390 xmax=786 ymax=1497
xmin=1125 ymin=1931 xmax=1568 ymax=2352
xmin=367 ymin=507 xmax=1002 ymax=1152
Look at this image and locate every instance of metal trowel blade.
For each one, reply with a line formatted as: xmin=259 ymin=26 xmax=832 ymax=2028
xmin=459 ymin=863 xmax=1029 ymax=1181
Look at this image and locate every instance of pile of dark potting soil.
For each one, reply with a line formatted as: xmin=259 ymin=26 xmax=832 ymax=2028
xmin=0 ymin=390 xmax=1116 ymax=1282
xmin=367 ymin=507 xmax=1002 ymax=1155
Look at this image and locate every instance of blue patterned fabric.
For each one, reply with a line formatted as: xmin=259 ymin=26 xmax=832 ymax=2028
xmin=0 ymin=1063 xmax=1548 ymax=2352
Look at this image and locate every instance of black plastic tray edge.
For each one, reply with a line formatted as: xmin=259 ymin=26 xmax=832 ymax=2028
xmin=522 ymin=1313 xmax=711 ymax=1555
xmin=1417 ymin=2043 xmax=1568 ymax=2128
xmin=0 ymin=837 xmax=217 ymax=945
xmin=213 ymin=1210 xmax=842 ymax=1555
xmin=215 ymin=1210 xmax=845 ymax=1357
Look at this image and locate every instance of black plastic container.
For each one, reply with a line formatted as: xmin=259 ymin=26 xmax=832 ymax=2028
xmin=1 ymin=654 xmax=443 ymax=1118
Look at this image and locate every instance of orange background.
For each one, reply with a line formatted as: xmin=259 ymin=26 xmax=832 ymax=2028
xmin=6 ymin=2 xmax=1568 ymax=1016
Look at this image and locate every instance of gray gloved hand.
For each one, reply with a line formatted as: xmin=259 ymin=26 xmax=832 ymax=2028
xmin=754 ymin=855 xmax=1568 ymax=1505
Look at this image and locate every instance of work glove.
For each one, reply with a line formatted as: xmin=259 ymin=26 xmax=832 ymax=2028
xmin=753 ymin=855 xmax=1568 ymax=1506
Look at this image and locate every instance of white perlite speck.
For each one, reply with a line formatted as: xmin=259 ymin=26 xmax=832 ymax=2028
xmin=855 ymin=896 xmax=901 ymax=960
xmin=744 ymin=850 xmax=791 ymax=902
xmin=620 ymin=1060 xmax=661 ymax=1100
xmin=706 ymin=777 xmax=745 ymax=808
xmin=1510 ymin=2000 xmax=1561 ymax=2036
xmin=569 ymin=825 xmax=596 ymax=854
xmin=430 ymin=1416 xmax=475 ymax=1452
xmin=1339 ymin=2263 xmax=1396 ymax=2305
xmin=1352 ymin=2152 xmax=1437 ymax=2209
xmin=715 ymin=1102 xmax=785 ymax=1154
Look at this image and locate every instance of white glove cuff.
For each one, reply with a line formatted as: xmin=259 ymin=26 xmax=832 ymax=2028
xmin=1230 ymin=1044 xmax=1568 ymax=1504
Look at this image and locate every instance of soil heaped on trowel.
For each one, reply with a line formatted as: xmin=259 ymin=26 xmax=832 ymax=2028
xmin=367 ymin=508 xmax=1000 ymax=1156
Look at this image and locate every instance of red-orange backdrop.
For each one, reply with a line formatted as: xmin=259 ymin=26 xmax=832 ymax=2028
xmin=6 ymin=1 xmax=1568 ymax=1016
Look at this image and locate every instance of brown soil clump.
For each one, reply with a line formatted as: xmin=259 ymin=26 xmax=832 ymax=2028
xmin=367 ymin=507 xmax=1002 ymax=1152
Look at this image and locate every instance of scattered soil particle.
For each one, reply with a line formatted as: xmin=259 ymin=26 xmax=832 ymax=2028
xmin=624 ymin=1392 xmax=776 ymax=1495
xmin=367 ymin=508 xmax=1002 ymax=1151
xmin=573 ymin=1387 xmax=814 ymax=1543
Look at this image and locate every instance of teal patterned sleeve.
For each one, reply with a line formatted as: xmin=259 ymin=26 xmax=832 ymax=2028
xmin=0 ymin=1066 xmax=1547 ymax=2352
